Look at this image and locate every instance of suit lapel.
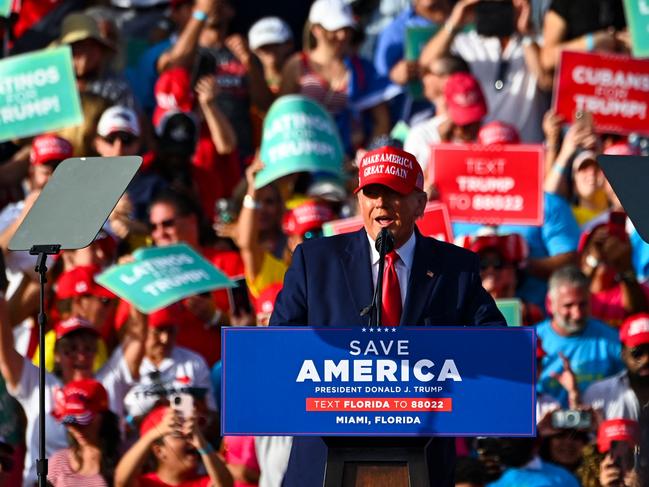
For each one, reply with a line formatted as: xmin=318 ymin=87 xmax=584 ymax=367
xmin=341 ymin=229 xmax=374 ymax=321
xmin=401 ymin=231 xmax=441 ymax=326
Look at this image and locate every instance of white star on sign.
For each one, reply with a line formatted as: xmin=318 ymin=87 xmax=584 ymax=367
xmin=362 ymin=328 xmax=366 ymax=332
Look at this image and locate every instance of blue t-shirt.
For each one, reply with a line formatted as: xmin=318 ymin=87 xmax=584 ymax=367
xmin=536 ymin=318 xmax=623 ymax=406
xmin=631 ymin=226 xmax=649 ymax=282
xmin=453 ymin=193 xmax=580 ymax=309
xmin=210 ymin=360 xmax=222 ymax=411
xmin=128 ymin=38 xmax=173 ymax=116
xmin=487 ymin=459 xmax=580 ymax=487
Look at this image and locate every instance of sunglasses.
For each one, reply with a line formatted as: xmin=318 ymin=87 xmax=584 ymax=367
xmin=494 ymin=59 xmax=510 ymax=91
xmin=629 ymin=346 xmax=649 ymax=360
xmin=149 ymin=218 xmax=176 ymax=231
xmin=480 ymin=257 xmax=505 ymax=271
xmin=103 ymin=133 xmax=137 ymax=145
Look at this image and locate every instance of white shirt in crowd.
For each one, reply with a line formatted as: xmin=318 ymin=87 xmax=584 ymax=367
xmin=583 ymin=370 xmax=642 ymax=421
xmin=9 ymin=353 xmax=133 ymax=486
xmin=255 ymin=436 xmax=293 ymax=487
xmin=403 ymin=114 xmax=445 ymax=177
xmin=451 ymin=31 xmax=545 ymax=143
xmin=124 ymin=345 xmax=216 ymax=419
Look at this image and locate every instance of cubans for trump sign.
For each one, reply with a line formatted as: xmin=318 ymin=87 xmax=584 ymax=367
xmin=429 ymin=144 xmax=544 ymax=226
xmin=0 ymin=46 xmax=83 ymax=142
xmin=553 ymin=50 xmax=649 ymax=136
xmin=96 ymin=244 xmax=234 ymax=313
xmin=323 ymin=202 xmax=454 ymax=242
xmin=222 ymin=327 xmax=536 ymax=436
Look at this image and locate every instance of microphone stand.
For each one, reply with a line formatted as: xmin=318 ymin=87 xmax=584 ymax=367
xmin=360 ymin=228 xmax=394 ymax=327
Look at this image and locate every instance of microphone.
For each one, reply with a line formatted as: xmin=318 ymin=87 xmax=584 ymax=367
xmin=360 ymin=229 xmax=394 ymax=325
xmin=375 ymin=228 xmax=394 ymax=255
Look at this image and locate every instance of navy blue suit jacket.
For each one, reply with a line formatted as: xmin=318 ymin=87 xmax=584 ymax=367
xmin=270 ymin=228 xmax=505 ymax=486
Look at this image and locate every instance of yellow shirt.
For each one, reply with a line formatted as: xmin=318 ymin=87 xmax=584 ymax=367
xmin=247 ymin=252 xmax=288 ymax=298
xmin=32 ymin=330 xmax=108 ymax=373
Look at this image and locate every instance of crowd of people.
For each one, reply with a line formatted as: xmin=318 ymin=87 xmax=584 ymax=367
xmin=0 ymin=0 xmax=647 ymax=486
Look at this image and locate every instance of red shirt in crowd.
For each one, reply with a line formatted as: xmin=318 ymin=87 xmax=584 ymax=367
xmin=138 ymin=472 xmax=210 ymax=487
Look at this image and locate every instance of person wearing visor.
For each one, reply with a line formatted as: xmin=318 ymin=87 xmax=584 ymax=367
xmin=270 ymin=145 xmax=504 ymax=487
xmin=48 ymin=379 xmax=119 ymax=487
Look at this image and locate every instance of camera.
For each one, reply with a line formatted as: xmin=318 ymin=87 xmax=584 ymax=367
xmin=551 ymin=409 xmax=592 ymax=430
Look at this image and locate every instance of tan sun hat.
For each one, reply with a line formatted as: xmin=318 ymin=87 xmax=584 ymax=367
xmin=58 ymin=12 xmax=115 ymax=50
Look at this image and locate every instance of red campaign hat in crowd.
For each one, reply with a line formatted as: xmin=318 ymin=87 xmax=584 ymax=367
xmin=140 ymin=405 xmax=169 ymax=436
xmin=255 ymin=283 xmax=283 ymax=315
xmin=55 ymin=265 xmax=115 ymax=300
xmin=478 ymin=121 xmax=520 ymax=146
xmin=153 ymin=66 xmax=195 ymax=126
xmin=355 ymin=146 xmax=424 ymax=195
xmin=51 ymin=379 xmax=109 ymax=425
xmin=444 ymin=72 xmax=487 ymax=126
xmin=577 ymin=222 xmax=629 ymax=255
xmin=597 ymin=418 xmax=640 ymax=453
xmin=30 ymin=135 xmax=73 ymax=166
xmin=54 ymin=316 xmax=100 ymax=340
xmin=282 ymin=200 xmax=336 ymax=236
xmin=620 ymin=313 xmax=649 ymax=348
xmin=458 ymin=234 xmax=529 ymax=265
xmin=604 ymin=143 xmax=640 ymax=156
xmin=147 ymin=303 xmax=185 ymax=328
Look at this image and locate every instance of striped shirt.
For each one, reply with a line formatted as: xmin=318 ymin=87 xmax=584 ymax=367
xmin=47 ymin=449 xmax=108 ymax=487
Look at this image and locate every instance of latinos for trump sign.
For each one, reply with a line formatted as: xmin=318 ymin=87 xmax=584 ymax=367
xmin=323 ymin=202 xmax=454 ymax=242
xmin=0 ymin=46 xmax=83 ymax=142
xmin=553 ymin=50 xmax=649 ymax=136
xmin=624 ymin=0 xmax=649 ymax=58
xmin=222 ymin=327 xmax=536 ymax=436
xmin=257 ymin=95 xmax=344 ymax=189
xmin=430 ymin=144 xmax=544 ymax=226
xmin=96 ymin=244 xmax=234 ymax=313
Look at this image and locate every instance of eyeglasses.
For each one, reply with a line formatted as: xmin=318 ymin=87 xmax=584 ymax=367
xmin=103 ymin=133 xmax=137 ymax=145
xmin=629 ymin=345 xmax=649 ymax=360
xmin=149 ymin=218 xmax=176 ymax=231
xmin=494 ymin=59 xmax=510 ymax=91
xmin=480 ymin=257 xmax=505 ymax=271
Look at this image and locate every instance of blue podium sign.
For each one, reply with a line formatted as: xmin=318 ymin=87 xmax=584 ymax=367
xmin=222 ymin=327 xmax=536 ymax=437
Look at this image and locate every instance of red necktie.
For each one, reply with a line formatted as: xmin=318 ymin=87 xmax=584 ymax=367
xmin=381 ymin=251 xmax=402 ymax=326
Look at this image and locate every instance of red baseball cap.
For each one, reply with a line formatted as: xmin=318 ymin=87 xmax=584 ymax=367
xmin=52 ymin=379 xmax=109 ymax=425
xmin=30 ymin=135 xmax=73 ymax=166
xmin=355 ymin=146 xmax=424 ymax=195
xmin=147 ymin=303 xmax=184 ymax=329
xmin=140 ymin=405 xmax=169 ymax=436
xmin=54 ymin=316 xmax=100 ymax=340
xmin=460 ymin=234 xmax=528 ymax=265
xmin=153 ymin=67 xmax=195 ymax=126
xmin=577 ymin=223 xmax=629 ymax=255
xmin=620 ymin=313 xmax=649 ymax=348
xmin=444 ymin=72 xmax=487 ymax=126
xmin=597 ymin=418 xmax=639 ymax=453
xmin=255 ymin=283 xmax=283 ymax=315
xmin=478 ymin=121 xmax=520 ymax=146
xmin=282 ymin=200 xmax=335 ymax=236
xmin=55 ymin=265 xmax=115 ymax=300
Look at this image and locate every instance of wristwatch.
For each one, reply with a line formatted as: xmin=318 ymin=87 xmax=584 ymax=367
xmin=242 ymin=194 xmax=260 ymax=210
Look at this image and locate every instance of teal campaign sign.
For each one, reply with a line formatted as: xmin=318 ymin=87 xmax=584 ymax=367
xmin=96 ymin=244 xmax=235 ymax=313
xmin=257 ymin=95 xmax=344 ymax=189
xmin=405 ymin=26 xmax=439 ymax=99
xmin=624 ymin=0 xmax=649 ymax=57
xmin=0 ymin=46 xmax=83 ymax=142
xmin=0 ymin=0 xmax=11 ymax=17
xmin=496 ymin=298 xmax=522 ymax=327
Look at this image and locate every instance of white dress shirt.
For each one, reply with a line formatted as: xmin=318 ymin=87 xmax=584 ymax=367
xmin=367 ymin=231 xmax=416 ymax=308
xmin=583 ymin=370 xmax=641 ymax=421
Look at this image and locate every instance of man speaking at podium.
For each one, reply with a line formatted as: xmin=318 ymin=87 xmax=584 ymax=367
xmin=270 ymin=145 xmax=505 ymax=486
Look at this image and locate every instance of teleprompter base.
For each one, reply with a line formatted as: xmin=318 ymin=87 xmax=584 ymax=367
xmin=323 ymin=437 xmax=431 ymax=487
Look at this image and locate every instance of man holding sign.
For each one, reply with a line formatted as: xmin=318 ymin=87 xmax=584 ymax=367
xmin=271 ymin=146 xmax=505 ymax=487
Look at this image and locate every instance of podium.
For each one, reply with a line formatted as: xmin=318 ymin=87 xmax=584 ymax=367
xmin=220 ymin=326 xmax=536 ymax=486
xmin=324 ymin=437 xmax=431 ymax=487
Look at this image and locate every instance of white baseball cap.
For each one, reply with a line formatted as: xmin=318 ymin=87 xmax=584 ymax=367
xmin=97 ymin=106 xmax=140 ymax=137
xmin=308 ymin=0 xmax=356 ymax=31
xmin=248 ymin=17 xmax=293 ymax=50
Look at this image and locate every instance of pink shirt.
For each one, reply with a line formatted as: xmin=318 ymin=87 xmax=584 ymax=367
xmin=223 ymin=435 xmax=260 ymax=487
